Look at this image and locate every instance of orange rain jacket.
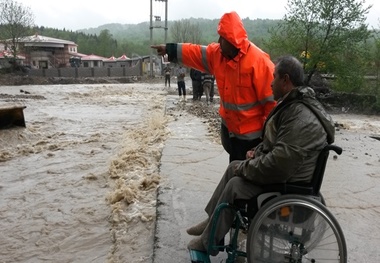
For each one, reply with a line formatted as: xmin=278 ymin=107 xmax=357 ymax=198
xmin=166 ymin=11 xmax=276 ymax=140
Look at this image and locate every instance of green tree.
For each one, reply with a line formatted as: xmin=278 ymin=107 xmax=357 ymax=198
xmin=170 ymin=19 xmax=203 ymax=43
xmin=372 ymin=26 xmax=380 ymax=96
xmin=96 ymin=29 xmax=117 ymax=57
xmin=0 ymin=0 xmax=34 ymax=62
xmin=266 ymin=0 xmax=372 ymax=87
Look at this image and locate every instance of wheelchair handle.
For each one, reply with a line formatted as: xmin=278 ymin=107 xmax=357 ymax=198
xmin=325 ymin=144 xmax=343 ymax=155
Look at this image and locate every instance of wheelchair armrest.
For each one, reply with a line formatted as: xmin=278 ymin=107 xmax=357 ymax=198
xmin=283 ymin=184 xmax=314 ymax=195
xmin=259 ymin=183 xmax=314 ymax=195
xmin=234 ymin=183 xmax=316 ymax=219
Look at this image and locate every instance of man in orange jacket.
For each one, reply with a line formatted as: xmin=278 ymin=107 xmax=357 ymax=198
xmin=152 ymin=11 xmax=276 ymax=162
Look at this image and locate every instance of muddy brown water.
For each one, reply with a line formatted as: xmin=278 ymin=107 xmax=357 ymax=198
xmin=0 ymin=83 xmax=169 ymax=262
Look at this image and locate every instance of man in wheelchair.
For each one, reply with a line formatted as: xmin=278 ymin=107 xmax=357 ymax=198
xmin=187 ymin=55 xmax=336 ymax=256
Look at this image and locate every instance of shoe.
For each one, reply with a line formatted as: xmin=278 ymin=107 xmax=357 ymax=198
xmin=186 ymin=218 xmax=208 ymax=236
xmin=187 ymin=236 xmax=206 ymax=252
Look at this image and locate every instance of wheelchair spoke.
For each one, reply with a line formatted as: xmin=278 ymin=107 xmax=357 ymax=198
xmin=246 ymin=195 xmax=347 ymax=263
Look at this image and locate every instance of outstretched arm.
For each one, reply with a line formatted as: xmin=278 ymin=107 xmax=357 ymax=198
xmin=151 ymin=44 xmax=178 ymax=63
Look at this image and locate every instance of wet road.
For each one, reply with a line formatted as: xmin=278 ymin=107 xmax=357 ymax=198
xmin=154 ymin=100 xmax=380 ymax=263
xmin=154 ymin=99 xmax=228 ymax=263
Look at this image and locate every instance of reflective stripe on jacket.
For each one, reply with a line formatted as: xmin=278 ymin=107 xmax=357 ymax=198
xmin=166 ymin=12 xmax=275 ymax=140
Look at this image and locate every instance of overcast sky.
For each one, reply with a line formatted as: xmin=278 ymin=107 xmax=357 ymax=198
xmin=15 ymin=0 xmax=380 ymax=31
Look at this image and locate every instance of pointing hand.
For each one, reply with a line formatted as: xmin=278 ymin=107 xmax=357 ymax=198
xmin=151 ymin=44 xmax=167 ymax=56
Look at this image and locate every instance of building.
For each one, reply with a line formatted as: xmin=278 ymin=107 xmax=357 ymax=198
xmin=0 ymin=50 xmax=25 ymax=69
xmin=1 ymin=34 xmax=156 ymax=76
xmin=103 ymin=54 xmax=134 ymax=68
xmin=103 ymin=55 xmax=118 ymax=68
xmin=17 ymin=34 xmax=78 ymax=69
xmin=81 ymin=54 xmax=107 ymax=68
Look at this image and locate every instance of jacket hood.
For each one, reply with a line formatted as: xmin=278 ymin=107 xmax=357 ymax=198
xmin=217 ymin=11 xmax=249 ymax=51
xmin=289 ymin=86 xmax=335 ymax=144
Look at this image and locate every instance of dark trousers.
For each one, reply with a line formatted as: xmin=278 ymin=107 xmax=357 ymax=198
xmin=177 ymin=81 xmax=186 ymax=96
xmin=210 ymin=82 xmax=214 ymax=101
xmin=165 ymin=75 xmax=170 ymax=87
xmin=192 ymin=80 xmax=202 ymax=100
xmin=201 ymin=161 xmax=264 ymax=255
xmin=221 ymin=123 xmax=262 ymax=162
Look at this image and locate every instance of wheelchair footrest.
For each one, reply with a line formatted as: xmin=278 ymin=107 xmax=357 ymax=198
xmin=189 ymin=249 xmax=210 ymax=263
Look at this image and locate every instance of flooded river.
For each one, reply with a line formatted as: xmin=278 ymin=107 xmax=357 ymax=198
xmin=0 ymin=83 xmax=169 ymax=262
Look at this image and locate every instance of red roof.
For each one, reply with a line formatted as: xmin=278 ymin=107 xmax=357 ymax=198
xmin=105 ymin=55 xmax=117 ymax=61
xmin=0 ymin=51 xmax=6 ymax=59
xmin=0 ymin=51 xmax=25 ymax=59
xmin=117 ymin=54 xmax=130 ymax=60
xmin=69 ymin=52 xmax=87 ymax=58
xmin=81 ymin=54 xmax=107 ymax=61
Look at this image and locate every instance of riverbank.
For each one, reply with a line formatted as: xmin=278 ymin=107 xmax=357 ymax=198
xmin=1 ymin=72 xmax=379 ymax=115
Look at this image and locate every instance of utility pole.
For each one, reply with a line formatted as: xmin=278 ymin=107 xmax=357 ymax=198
xmin=149 ymin=0 xmax=168 ymax=77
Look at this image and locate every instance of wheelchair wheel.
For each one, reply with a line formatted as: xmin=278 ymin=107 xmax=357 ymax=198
xmin=246 ymin=195 xmax=347 ymax=263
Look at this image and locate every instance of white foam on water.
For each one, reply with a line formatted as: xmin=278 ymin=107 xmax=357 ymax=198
xmin=0 ymin=83 xmax=169 ymax=262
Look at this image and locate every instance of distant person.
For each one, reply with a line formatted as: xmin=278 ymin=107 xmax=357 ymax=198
xmin=185 ymin=55 xmax=336 ymax=255
xmin=176 ymin=65 xmax=186 ymax=101
xmin=164 ymin=65 xmax=171 ymax=87
xmin=152 ymin=11 xmax=276 ymax=162
xmin=201 ymin=73 xmax=215 ymax=105
xmin=190 ymin=68 xmax=203 ymax=101
xmin=209 ymin=75 xmax=215 ymax=103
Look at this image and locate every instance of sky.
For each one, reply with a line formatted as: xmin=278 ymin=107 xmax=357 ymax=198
xmin=14 ymin=0 xmax=380 ymax=31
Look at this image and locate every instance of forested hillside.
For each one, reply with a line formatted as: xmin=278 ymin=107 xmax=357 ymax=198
xmin=32 ymin=18 xmax=281 ymax=58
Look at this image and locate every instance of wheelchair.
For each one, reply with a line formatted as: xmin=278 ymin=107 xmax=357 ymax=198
xmin=189 ymin=144 xmax=347 ymax=263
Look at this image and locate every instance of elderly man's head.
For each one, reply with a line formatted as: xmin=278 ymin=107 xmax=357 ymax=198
xmin=271 ymin=56 xmax=304 ymax=100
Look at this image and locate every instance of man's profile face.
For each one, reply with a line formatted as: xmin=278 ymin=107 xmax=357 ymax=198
xmin=218 ymin=36 xmax=238 ymax=59
xmin=271 ymin=67 xmax=284 ymax=101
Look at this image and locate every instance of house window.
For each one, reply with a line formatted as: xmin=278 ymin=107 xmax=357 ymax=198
xmin=84 ymin=62 xmax=89 ymax=67
xmin=94 ymin=61 xmax=98 ymax=67
xmin=39 ymin=61 xmax=48 ymax=69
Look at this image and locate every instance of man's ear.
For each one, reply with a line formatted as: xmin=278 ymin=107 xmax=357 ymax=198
xmin=283 ymin=74 xmax=290 ymax=83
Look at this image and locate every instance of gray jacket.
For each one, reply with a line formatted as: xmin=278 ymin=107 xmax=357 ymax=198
xmin=176 ymin=67 xmax=186 ymax=82
xmin=236 ymin=86 xmax=335 ymax=185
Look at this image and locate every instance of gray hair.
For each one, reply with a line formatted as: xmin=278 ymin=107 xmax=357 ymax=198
xmin=275 ymin=55 xmax=304 ymax=86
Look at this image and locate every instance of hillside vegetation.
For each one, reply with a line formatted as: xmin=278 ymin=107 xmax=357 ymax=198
xmin=33 ymin=18 xmax=281 ymax=58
